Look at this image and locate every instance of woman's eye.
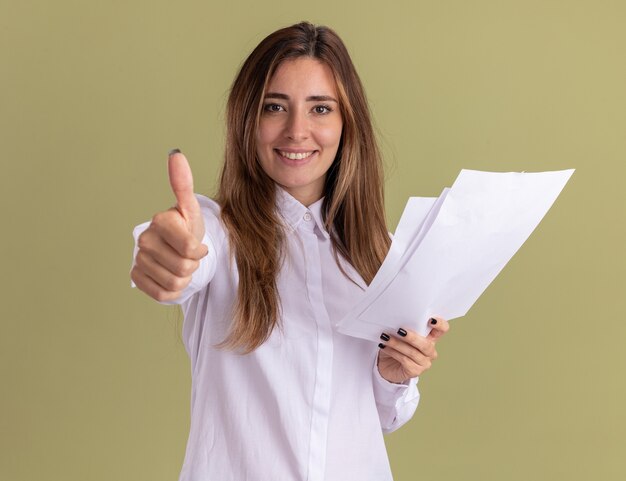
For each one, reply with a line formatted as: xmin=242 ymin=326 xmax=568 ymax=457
xmin=263 ymin=103 xmax=284 ymax=113
xmin=313 ymin=105 xmax=332 ymax=114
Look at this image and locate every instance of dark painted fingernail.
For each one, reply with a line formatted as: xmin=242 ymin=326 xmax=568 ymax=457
xmin=430 ymin=318 xmax=437 ymax=325
xmin=378 ymin=342 xmax=386 ymax=349
xmin=168 ymin=148 xmax=182 ymax=156
xmin=397 ymin=328 xmax=407 ymax=337
xmin=380 ymin=333 xmax=390 ymax=341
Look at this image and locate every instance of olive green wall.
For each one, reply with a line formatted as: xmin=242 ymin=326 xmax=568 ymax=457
xmin=2 ymin=1 xmax=624 ymax=480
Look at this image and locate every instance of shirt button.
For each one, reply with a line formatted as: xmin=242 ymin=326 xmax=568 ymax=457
xmin=303 ymin=212 xmax=312 ymax=222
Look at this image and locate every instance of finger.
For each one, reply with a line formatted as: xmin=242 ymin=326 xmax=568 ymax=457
xmin=149 ymin=209 xmax=208 ymax=260
xmin=138 ymin=226 xmax=203 ymax=275
xmin=382 ymin=333 xmax=434 ymax=366
xmin=426 ymin=317 xmax=451 ymax=342
xmin=130 ymin=264 xmax=184 ymax=303
xmin=167 ymin=150 xmax=202 ymax=224
xmin=392 ymin=328 xmax=437 ymax=358
xmin=135 ymin=249 xmax=194 ymax=292
xmin=379 ymin=343 xmax=429 ymax=377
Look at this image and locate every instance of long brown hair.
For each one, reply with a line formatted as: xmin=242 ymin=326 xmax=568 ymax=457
xmin=215 ymin=21 xmax=390 ymax=354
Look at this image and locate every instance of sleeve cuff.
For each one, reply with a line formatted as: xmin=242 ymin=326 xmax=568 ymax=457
xmin=130 ymin=221 xmax=151 ymax=288
xmin=372 ymin=354 xmax=419 ymax=405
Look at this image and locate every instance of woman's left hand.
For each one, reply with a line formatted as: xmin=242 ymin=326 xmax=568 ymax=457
xmin=377 ymin=317 xmax=450 ymax=384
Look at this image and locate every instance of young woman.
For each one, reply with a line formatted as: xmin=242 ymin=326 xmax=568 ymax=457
xmin=130 ymin=21 xmax=450 ymax=481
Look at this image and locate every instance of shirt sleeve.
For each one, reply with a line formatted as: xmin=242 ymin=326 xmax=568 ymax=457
xmin=371 ymin=353 xmax=420 ymax=434
xmin=129 ymin=194 xmax=220 ymax=306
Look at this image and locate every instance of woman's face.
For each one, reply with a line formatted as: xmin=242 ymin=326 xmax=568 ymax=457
xmin=256 ymin=57 xmax=343 ymax=206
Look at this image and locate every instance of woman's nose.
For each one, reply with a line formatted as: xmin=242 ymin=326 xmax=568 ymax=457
xmin=285 ymin=110 xmax=309 ymax=141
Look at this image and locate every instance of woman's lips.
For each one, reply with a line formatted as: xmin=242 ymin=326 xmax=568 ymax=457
xmin=276 ymin=149 xmax=316 ymax=159
xmin=274 ymin=149 xmax=318 ymax=165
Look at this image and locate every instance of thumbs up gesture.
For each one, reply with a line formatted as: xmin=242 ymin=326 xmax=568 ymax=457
xmin=130 ymin=150 xmax=208 ymax=303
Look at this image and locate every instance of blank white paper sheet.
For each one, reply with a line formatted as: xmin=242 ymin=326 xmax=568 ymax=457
xmin=336 ymin=169 xmax=575 ymax=341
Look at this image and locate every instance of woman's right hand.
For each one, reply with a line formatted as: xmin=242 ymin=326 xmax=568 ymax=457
xmin=130 ymin=150 xmax=208 ymax=302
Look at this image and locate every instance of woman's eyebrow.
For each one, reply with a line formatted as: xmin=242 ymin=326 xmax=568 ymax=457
xmin=265 ymin=92 xmax=338 ymax=103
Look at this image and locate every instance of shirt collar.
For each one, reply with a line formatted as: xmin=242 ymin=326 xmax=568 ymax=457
xmin=275 ymin=187 xmax=331 ymax=239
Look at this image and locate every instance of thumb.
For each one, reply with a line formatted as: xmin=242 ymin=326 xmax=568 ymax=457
xmin=167 ymin=149 xmax=205 ymax=242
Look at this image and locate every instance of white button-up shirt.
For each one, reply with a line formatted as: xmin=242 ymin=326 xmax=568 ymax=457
xmin=130 ymin=188 xmax=420 ymax=481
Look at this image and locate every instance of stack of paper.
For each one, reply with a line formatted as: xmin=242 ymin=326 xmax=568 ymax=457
xmin=336 ymin=169 xmax=575 ymax=341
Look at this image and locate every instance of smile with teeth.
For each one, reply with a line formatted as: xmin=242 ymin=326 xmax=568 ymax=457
xmin=277 ymin=150 xmax=316 ymax=160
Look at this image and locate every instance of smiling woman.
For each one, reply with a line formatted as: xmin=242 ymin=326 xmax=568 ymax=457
xmin=214 ymin=21 xmax=396 ymax=356
xmin=130 ymin=20 xmax=450 ymax=481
